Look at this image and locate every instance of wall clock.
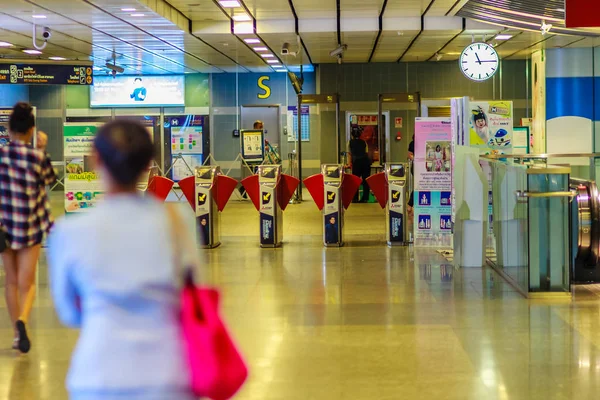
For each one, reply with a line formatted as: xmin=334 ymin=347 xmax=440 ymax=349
xmin=459 ymin=42 xmax=499 ymax=82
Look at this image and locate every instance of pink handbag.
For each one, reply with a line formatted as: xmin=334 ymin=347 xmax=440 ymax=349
xmin=166 ymin=205 xmax=248 ymax=399
xmin=180 ymin=274 xmax=248 ymax=399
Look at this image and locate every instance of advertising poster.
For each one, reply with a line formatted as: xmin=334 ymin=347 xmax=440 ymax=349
xmin=469 ymin=101 xmax=514 ymax=154
xmin=0 ymin=108 xmax=11 ymax=147
xmin=414 ymin=118 xmax=453 ymax=247
xmin=91 ymin=75 xmax=185 ymax=107
xmin=63 ymin=124 xmax=103 ymax=213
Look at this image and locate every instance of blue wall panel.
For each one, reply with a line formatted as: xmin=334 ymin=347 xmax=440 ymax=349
xmin=0 ymin=86 xmax=29 ymax=107
xmin=546 ymin=77 xmax=594 ymax=120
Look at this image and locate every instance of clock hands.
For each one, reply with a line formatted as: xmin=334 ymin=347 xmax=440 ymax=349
xmin=475 ymin=53 xmax=481 ymax=65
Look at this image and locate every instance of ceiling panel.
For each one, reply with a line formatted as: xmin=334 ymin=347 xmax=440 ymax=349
xmin=386 ymin=0 xmax=432 ymax=18
xmin=292 ymin=0 xmax=337 ymax=19
xmin=340 ymin=31 xmax=377 ymax=62
xmin=340 ymin=0 xmax=384 ymax=18
xmin=243 ymin=0 xmax=294 ymax=20
xmin=157 ymin=0 xmax=227 ymax=22
xmin=301 ymin=32 xmax=338 ymax=63
xmin=372 ymin=31 xmax=419 ymax=62
xmin=427 ymin=0 xmax=462 ymax=16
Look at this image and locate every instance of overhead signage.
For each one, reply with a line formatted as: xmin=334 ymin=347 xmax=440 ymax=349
xmin=90 ymin=75 xmax=185 ymax=107
xmin=0 ymin=64 xmax=92 ymax=85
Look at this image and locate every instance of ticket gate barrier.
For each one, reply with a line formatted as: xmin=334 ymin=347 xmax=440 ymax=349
xmin=178 ymin=166 xmax=239 ymax=248
xmin=304 ymin=164 xmax=362 ymax=247
xmin=241 ymin=165 xmax=300 ymax=248
xmin=367 ymin=163 xmax=410 ymax=246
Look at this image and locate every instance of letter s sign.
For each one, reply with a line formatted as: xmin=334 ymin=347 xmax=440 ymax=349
xmin=258 ymin=76 xmax=271 ymax=99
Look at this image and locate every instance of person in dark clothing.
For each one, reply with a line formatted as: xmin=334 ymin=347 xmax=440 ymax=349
xmin=325 ymin=215 xmax=339 ymax=244
xmin=407 ymin=135 xmax=414 ymax=216
xmin=349 ymin=127 xmax=371 ymax=203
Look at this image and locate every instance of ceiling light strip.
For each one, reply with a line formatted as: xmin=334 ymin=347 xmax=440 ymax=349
xmin=20 ymin=1 xmax=202 ymax=74
xmin=489 ymin=30 xmax=522 ymax=50
xmin=287 ymin=0 xmax=313 ymax=65
xmin=367 ymin=0 xmax=389 ymax=63
xmin=425 ymin=17 xmax=465 ymax=62
xmin=397 ymin=0 xmax=437 ymax=62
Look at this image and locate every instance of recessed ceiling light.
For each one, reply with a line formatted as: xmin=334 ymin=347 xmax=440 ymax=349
xmin=0 ymin=42 xmax=13 ymax=47
xmin=253 ymin=47 xmax=268 ymax=51
xmin=271 ymin=65 xmax=282 ymax=68
xmin=232 ymin=14 xmax=251 ymax=21
xmin=130 ymin=13 xmax=145 ymax=17
xmin=495 ymin=34 xmax=513 ymax=40
xmin=266 ymin=59 xmax=278 ymax=64
xmin=49 ymin=56 xmax=66 ymax=61
xmin=244 ymin=38 xmax=260 ymax=44
xmin=121 ymin=8 xmax=136 ymax=11
xmin=275 ymin=69 xmax=287 ymax=72
xmin=219 ymin=0 xmax=241 ymax=7
xmin=22 ymin=49 xmax=42 ymax=55
xmin=261 ymin=54 xmax=275 ymax=58
xmin=32 ymin=15 xmax=47 ymax=19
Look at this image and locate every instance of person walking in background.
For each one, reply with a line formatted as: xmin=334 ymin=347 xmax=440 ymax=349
xmin=349 ymin=127 xmax=371 ymax=203
xmin=407 ymin=134 xmax=415 ymax=217
xmin=0 ymin=102 xmax=56 ymax=353
xmin=49 ymin=120 xmax=197 ymax=400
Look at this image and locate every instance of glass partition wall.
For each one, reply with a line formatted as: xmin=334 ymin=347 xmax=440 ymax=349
xmin=483 ymin=154 xmax=600 ymax=297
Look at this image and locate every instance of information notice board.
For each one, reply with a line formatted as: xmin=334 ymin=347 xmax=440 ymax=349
xmin=0 ymin=63 xmax=92 ymax=85
xmin=414 ymin=117 xmax=453 ymax=247
xmin=63 ymin=124 xmax=103 ymax=213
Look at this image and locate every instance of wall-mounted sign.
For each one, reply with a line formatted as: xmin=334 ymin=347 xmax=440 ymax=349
xmin=394 ymin=117 xmax=403 ymax=128
xmin=257 ymin=76 xmax=271 ymax=99
xmin=90 ymin=75 xmax=185 ymax=107
xmin=0 ymin=109 xmax=10 ymax=147
xmin=0 ymin=64 xmax=92 ymax=85
xmin=459 ymin=42 xmax=499 ymax=82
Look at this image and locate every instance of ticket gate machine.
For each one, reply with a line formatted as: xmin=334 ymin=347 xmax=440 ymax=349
xmin=241 ymin=165 xmax=300 ymax=248
xmin=367 ymin=163 xmax=410 ymax=246
xmin=178 ymin=166 xmax=239 ymax=248
xmin=304 ymin=165 xmax=362 ymax=247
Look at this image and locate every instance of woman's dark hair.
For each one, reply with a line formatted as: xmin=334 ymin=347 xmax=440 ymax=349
xmin=351 ymin=127 xmax=361 ymax=139
xmin=436 ymin=145 xmax=441 ymax=151
xmin=94 ymin=120 xmax=154 ymax=186
xmin=9 ymin=102 xmax=35 ymax=134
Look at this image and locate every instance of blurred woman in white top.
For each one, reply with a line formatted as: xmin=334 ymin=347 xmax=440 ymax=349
xmin=48 ymin=120 xmax=194 ymax=400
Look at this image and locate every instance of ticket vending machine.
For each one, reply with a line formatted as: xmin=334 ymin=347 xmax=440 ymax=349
xmin=178 ymin=166 xmax=239 ymax=248
xmin=367 ymin=163 xmax=410 ymax=246
xmin=241 ymin=165 xmax=300 ymax=248
xmin=304 ymin=165 xmax=362 ymax=247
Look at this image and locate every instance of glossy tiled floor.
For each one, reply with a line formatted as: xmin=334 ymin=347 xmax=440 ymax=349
xmin=2 ymin=195 xmax=600 ymax=399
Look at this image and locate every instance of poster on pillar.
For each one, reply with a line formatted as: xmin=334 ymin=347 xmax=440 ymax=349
xmin=414 ymin=118 xmax=453 ymax=247
xmin=0 ymin=108 xmax=11 ymax=147
xmin=468 ymin=101 xmax=514 ymax=154
xmin=63 ymin=124 xmax=104 ymax=214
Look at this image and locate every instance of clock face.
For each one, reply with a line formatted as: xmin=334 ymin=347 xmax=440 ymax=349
xmin=459 ymin=42 xmax=499 ymax=82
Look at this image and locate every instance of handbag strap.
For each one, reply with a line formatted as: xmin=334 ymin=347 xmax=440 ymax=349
xmin=165 ymin=204 xmax=196 ymax=286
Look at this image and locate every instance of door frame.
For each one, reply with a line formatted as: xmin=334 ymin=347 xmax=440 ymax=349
xmin=345 ymin=110 xmax=390 ymax=166
xmin=240 ymin=104 xmax=282 ymax=148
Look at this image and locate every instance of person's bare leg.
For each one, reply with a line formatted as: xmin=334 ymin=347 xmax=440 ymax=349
xmin=17 ymin=244 xmax=40 ymax=324
xmin=2 ymin=248 xmax=19 ymax=339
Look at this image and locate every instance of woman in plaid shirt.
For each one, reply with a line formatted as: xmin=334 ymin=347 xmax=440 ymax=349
xmin=0 ymin=102 xmax=56 ymax=353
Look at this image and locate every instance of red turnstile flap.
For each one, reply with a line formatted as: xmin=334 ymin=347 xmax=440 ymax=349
xmin=178 ymin=176 xmax=196 ymax=210
xmin=147 ymin=176 xmax=174 ymax=203
xmin=366 ymin=172 xmax=388 ymax=209
xmin=303 ymin=174 xmax=325 ymax=210
xmin=214 ymin=175 xmax=238 ymax=212
xmin=342 ymin=174 xmax=362 ymax=210
xmin=278 ymin=174 xmax=300 ymax=211
xmin=241 ymin=175 xmax=261 ymax=211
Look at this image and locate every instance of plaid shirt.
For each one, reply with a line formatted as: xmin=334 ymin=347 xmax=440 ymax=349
xmin=0 ymin=141 xmax=56 ymax=249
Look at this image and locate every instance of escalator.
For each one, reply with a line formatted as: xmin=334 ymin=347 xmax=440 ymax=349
xmin=570 ymin=178 xmax=600 ymax=282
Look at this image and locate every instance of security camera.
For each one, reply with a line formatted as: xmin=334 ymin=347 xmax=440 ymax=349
xmin=329 ymin=44 xmax=347 ymax=58
xmin=42 ymin=27 xmax=52 ymax=40
xmin=281 ymin=42 xmax=290 ymax=55
xmin=105 ymin=63 xmax=125 ymax=74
